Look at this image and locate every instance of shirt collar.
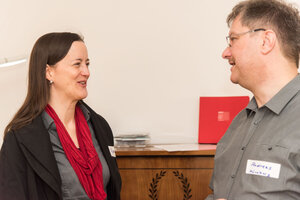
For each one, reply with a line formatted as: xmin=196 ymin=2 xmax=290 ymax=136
xmin=245 ymin=97 xmax=258 ymax=116
xmin=42 ymin=110 xmax=55 ymax=130
xmin=42 ymin=102 xmax=91 ymax=130
xmin=246 ymin=74 xmax=300 ymax=116
xmin=78 ymin=102 xmax=91 ymax=121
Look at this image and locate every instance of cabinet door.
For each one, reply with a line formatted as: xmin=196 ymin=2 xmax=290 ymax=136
xmin=119 ymin=169 xmax=213 ymax=200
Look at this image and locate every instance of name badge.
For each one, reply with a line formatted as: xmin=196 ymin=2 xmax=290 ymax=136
xmin=108 ymin=146 xmax=116 ymax=157
xmin=246 ymin=159 xmax=281 ymax=179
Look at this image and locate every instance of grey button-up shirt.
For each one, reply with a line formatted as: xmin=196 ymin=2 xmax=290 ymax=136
xmin=42 ymin=104 xmax=110 ymax=200
xmin=207 ymin=75 xmax=300 ymax=200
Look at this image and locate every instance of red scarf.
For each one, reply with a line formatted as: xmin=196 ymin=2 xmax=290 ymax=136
xmin=45 ymin=104 xmax=107 ymax=200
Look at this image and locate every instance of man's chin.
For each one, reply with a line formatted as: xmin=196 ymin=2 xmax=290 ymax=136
xmin=230 ymin=76 xmax=239 ymax=84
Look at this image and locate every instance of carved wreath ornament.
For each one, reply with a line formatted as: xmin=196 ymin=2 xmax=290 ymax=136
xmin=148 ymin=170 xmax=192 ymax=200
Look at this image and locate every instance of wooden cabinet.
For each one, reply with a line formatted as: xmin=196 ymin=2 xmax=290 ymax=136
xmin=116 ymin=144 xmax=216 ymax=200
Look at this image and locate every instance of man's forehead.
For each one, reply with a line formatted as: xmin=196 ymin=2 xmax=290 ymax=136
xmin=229 ymin=17 xmax=248 ymax=34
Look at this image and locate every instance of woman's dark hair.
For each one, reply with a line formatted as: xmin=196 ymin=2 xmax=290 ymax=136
xmin=4 ymin=32 xmax=84 ymax=137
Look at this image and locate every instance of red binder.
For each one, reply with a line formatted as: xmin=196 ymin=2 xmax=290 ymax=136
xmin=198 ymin=96 xmax=249 ymax=144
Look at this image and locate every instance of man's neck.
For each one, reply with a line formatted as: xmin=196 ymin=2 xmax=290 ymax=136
xmin=252 ymin=71 xmax=298 ymax=108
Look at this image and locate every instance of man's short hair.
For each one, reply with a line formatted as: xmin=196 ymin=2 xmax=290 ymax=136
xmin=227 ymin=0 xmax=300 ymax=67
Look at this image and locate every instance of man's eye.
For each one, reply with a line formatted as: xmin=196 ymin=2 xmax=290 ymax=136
xmin=74 ymin=63 xmax=81 ymax=66
xmin=230 ymin=37 xmax=237 ymax=41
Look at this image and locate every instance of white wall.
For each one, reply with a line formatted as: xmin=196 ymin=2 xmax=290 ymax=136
xmin=1 ymin=0 xmax=299 ymax=146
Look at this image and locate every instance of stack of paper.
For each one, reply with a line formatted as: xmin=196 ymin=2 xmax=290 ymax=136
xmin=114 ymin=133 xmax=150 ymax=147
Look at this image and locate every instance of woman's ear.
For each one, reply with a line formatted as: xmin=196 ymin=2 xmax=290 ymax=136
xmin=261 ymin=30 xmax=276 ymax=55
xmin=45 ymin=64 xmax=53 ymax=81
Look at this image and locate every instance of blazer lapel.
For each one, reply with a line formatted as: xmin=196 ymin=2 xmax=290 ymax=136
xmin=15 ymin=115 xmax=61 ymax=197
xmin=89 ymin=111 xmax=116 ymax=171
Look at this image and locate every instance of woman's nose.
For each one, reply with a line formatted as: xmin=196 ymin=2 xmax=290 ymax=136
xmin=81 ymin=65 xmax=90 ymax=77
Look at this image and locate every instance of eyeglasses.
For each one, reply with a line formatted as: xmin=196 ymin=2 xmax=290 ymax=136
xmin=226 ymin=28 xmax=266 ymax=47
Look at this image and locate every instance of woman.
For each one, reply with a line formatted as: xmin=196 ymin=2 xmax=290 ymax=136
xmin=0 ymin=32 xmax=121 ymax=200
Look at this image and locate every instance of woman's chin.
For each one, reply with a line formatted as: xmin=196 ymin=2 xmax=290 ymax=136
xmin=76 ymin=92 xmax=88 ymax=101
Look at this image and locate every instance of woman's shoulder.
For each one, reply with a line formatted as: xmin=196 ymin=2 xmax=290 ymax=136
xmin=4 ymin=114 xmax=48 ymax=146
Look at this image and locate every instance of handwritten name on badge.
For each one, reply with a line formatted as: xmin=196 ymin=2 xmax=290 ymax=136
xmin=246 ymin=159 xmax=281 ymax=179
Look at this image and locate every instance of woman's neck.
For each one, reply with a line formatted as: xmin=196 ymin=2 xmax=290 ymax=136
xmin=47 ymin=98 xmax=78 ymax=125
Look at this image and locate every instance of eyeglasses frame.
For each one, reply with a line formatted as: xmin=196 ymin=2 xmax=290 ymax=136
xmin=226 ymin=28 xmax=266 ymax=47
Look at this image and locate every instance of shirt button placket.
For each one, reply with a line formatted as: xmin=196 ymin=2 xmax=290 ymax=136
xmin=228 ymin=110 xmax=262 ymax=197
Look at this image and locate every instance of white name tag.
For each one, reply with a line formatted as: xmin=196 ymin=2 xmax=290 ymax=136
xmin=246 ymin=159 xmax=281 ymax=179
xmin=108 ymin=146 xmax=116 ymax=157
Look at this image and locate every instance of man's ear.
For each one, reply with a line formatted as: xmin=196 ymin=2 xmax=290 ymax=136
xmin=261 ymin=30 xmax=276 ymax=55
xmin=45 ymin=64 xmax=53 ymax=81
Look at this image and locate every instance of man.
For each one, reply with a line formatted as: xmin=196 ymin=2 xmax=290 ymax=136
xmin=206 ymin=0 xmax=300 ymax=199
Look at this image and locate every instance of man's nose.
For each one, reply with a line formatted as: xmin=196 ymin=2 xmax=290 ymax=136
xmin=222 ymin=47 xmax=231 ymax=59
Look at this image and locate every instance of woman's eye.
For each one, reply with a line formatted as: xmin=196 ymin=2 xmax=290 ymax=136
xmin=74 ymin=62 xmax=81 ymax=66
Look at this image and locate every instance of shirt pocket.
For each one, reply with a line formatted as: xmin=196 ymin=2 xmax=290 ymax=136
xmin=243 ymin=144 xmax=289 ymax=191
